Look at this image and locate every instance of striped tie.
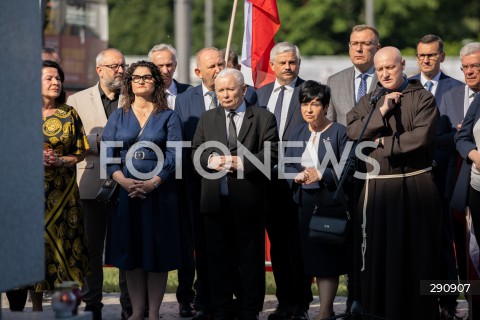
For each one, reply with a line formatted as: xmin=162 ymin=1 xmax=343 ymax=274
xmin=425 ymin=81 xmax=433 ymax=92
xmin=356 ymin=73 xmax=368 ymax=103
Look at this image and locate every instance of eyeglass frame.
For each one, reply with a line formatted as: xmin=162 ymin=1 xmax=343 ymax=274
xmin=460 ymin=63 xmax=480 ymax=72
xmin=130 ymin=74 xmax=155 ymax=83
xmin=100 ymin=63 xmax=128 ymax=71
xmin=416 ymin=53 xmax=441 ymax=61
xmin=348 ymin=41 xmax=379 ymax=48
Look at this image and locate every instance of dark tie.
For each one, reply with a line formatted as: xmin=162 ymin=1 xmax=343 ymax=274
xmin=227 ymin=112 xmax=237 ymax=152
xmin=207 ymin=91 xmax=217 ymax=109
xmin=356 ymin=73 xmax=368 ymax=103
xmin=274 ymin=86 xmax=285 ymax=130
xmin=425 ymin=81 xmax=433 ymax=92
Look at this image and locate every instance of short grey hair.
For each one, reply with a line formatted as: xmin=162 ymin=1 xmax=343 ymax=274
xmin=215 ymin=68 xmax=244 ymax=87
xmin=95 ymin=48 xmax=123 ymax=66
xmin=148 ymin=43 xmax=177 ymax=63
xmin=270 ymin=42 xmax=301 ymax=62
xmin=460 ymin=42 xmax=480 ymax=58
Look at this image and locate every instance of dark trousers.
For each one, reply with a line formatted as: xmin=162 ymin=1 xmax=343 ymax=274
xmin=438 ymin=199 xmax=460 ymax=310
xmin=187 ymin=178 xmax=210 ymax=310
xmin=81 ymin=199 xmax=109 ymax=308
xmin=176 ymin=183 xmax=196 ymax=304
xmin=266 ymin=178 xmax=312 ymax=307
xmin=204 ymin=197 xmax=266 ymax=319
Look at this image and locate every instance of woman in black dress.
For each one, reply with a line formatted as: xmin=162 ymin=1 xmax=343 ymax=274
xmin=285 ymin=81 xmax=350 ymax=319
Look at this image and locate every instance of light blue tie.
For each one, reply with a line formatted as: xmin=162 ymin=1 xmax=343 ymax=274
xmin=425 ymin=81 xmax=433 ymax=92
xmin=356 ymin=73 xmax=368 ymax=103
xmin=207 ymin=91 xmax=217 ymax=109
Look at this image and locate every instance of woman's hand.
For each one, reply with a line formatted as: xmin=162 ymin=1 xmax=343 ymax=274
xmin=43 ymin=149 xmax=61 ymax=167
xmin=119 ymin=176 xmax=162 ymax=199
xmin=294 ymin=167 xmax=322 ymax=185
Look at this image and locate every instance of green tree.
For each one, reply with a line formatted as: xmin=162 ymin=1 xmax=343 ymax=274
xmin=108 ymin=0 xmax=174 ymax=55
xmin=108 ymin=0 xmax=480 ymax=57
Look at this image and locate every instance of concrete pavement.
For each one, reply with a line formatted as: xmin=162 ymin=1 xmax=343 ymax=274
xmin=1 ymin=293 xmax=469 ymax=319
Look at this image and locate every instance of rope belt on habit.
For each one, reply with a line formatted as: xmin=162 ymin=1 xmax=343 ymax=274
xmin=360 ymin=167 xmax=432 ymax=271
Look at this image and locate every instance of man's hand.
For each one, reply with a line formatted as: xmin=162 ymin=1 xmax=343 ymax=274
xmin=379 ymin=92 xmax=403 ymax=117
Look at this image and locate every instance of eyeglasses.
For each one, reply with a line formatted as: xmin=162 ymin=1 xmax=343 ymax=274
xmin=460 ymin=63 xmax=480 ymax=72
xmin=416 ymin=53 xmax=440 ymax=61
xmin=348 ymin=41 xmax=379 ymax=48
xmin=101 ymin=64 xmax=128 ymax=71
xmin=131 ymin=74 xmax=154 ymax=83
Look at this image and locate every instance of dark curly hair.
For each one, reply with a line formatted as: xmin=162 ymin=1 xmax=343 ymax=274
xmin=121 ymin=60 xmax=169 ymax=113
xmin=42 ymin=60 xmax=66 ymax=104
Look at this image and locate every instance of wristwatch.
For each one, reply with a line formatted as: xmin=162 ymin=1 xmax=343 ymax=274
xmin=60 ymin=158 xmax=66 ymax=167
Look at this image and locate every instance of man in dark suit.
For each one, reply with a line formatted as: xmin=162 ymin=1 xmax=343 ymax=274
xmin=409 ymin=35 xmax=463 ymax=106
xmin=192 ymin=68 xmax=278 ymax=320
xmin=437 ymin=42 xmax=480 ymax=320
xmin=327 ymin=25 xmax=381 ymax=126
xmin=149 ymin=44 xmax=192 ymax=109
xmin=148 ymin=43 xmax=195 ymax=318
xmin=409 ymin=34 xmax=464 ymax=320
xmin=256 ymin=42 xmax=312 ymax=320
xmin=175 ymin=47 xmax=226 ymax=320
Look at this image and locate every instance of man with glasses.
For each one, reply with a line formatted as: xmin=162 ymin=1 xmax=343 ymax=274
xmin=410 ymin=35 xmax=463 ymax=105
xmin=326 ymin=24 xmax=380 ymax=313
xmin=66 ymin=48 xmax=128 ymax=320
xmin=438 ymin=42 xmax=480 ymax=319
xmin=327 ymin=24 xmax=381 ymax=126
xmin=409 ymin=35 xmax=464 ymax=320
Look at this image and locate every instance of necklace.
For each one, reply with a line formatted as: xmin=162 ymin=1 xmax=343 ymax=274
xmin=132 ymin=105 xmax=153 ymax=116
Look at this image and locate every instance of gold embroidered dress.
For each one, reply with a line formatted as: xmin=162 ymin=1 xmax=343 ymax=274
xmin=37 ymin=104 xmax=90 ymax=291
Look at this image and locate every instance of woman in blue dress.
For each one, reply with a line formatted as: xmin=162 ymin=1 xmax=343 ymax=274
xmin=284 ymin=81 xmax=350 ymax=320
xmin=103 ymin=61 xmax=183 ymax=320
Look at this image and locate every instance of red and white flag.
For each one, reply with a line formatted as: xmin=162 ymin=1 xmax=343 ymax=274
xmin=241 ymin=0 xmax=280 ymax=89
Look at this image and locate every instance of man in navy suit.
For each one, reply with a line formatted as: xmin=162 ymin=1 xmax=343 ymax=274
xmin=438 ymin=42 xmax=480 ymax=319
xmin=175 ymin=47 xmax=226 ymax=320
xmin=256 ymin=42 xmax=312 ymax=320
xmin=409 ymin=34 xmax=464 ymax=320
xmin=409 ymin=35 xmax=463 ymax=105
xmin=149 ymin=43 xmax=195 ymax=317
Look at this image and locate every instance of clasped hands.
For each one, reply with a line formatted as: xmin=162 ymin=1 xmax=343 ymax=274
xmin=120 ymin=177 xmax=161 ymax=199
xmin=43 ymin=148 xmax=62 ymax=167
xmin=208 ymin=155 xmax=244 ymax=172
xmin=294 ymin=167 xmax=322 ymax=185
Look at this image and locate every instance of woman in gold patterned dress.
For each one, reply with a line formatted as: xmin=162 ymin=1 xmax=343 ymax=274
xmin=32 ymin=60 xmax=90 ymax=311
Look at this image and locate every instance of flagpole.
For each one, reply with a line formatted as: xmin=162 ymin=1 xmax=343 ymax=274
xmin=225 ymin=0 xmax=239 ymax=64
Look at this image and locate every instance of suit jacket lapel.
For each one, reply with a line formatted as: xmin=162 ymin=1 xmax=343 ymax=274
xmin=237 ymin=106 xmax=253 ymax=143
xmin=345 ymin=67 xmax=356 ymax=106
xmin=90 ymin=86 xmax=108 ymax=125
xmin=214 ymin=107 xmax=228 ymax=145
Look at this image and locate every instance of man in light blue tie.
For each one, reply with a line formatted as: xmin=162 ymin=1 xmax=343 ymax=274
xmin=327 ymin=25 xmax=381 ymax=126
xmin=409 ymin=35 xmax=464 ymax=320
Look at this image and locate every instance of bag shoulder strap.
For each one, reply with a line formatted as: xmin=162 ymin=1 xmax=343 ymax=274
xmin=134 ymin=112 xmax=153 ymax=143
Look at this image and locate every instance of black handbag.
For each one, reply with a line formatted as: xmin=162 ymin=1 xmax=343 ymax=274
xmin=95 ymin=112 xmax=153 ymax=204
xmin=95 ymin=178 xmax=119 ymax=204
xmin=308 ymin=168 xmax=350 ymax=245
